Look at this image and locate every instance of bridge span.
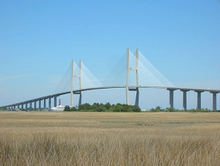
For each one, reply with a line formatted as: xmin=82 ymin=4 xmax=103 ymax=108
xmin=2 ymin=48 xmax=220 ymax=111
xmin=4 ymin=85 xmax=220 ymax=111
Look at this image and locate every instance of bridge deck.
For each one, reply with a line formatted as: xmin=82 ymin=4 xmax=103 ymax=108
xmin=3 ymin=86 xmax=220 ymax=107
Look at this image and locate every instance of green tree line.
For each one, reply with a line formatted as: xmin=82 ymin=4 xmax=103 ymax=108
xmin=64 ymin=102 xmax=141 ymax=112
xmin=150 ymin=106 xmax=220 ymax=112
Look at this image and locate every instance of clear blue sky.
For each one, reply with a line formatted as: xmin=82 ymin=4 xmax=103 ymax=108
xmin=1 ymin=0 xmax=220 ymax=109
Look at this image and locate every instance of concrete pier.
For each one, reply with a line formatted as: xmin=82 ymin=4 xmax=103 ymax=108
xmin=49 ymin=97 xmax=51 ymax=108
xmin=195 ymin=90 xmax=204 ymax=109
xmin=25 ymin=103 xmax=28 ymax=111
xmin=30 ymin=101 xmax=32 ymax=111
xmin=210 ymin=91 xmax=219 ymax=111
xmin=44 ymin=98 xmax=46 ymax=109
xmin=39 ymin=99 xmax=41 ymax=111
xmin=21 ymin=103 xmax=24 ymax=111
xmin=34 ymin=100 xmax=37 ymax=111
xmin=78 ymin=92 xmax=82 ymax=107
xmin=54 ymin=96 xmax=57 ymax=107
xmin=180 ymin=89 xmax=190 ymax=111
xmin=167 ymin=88 xmax=176 ymax=108
xmin=135 ymin=88 xmax=139 ymax=106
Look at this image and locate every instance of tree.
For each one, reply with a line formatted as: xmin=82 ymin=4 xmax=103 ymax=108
xmin=64 ymin=105 xmax=71 ymax=111
xmin=96 ymin=107 xmax=104 ymax=112
xmin=0 ymin=106 xmax=6 ymax=110
xmin=70 ymin=107 xmax=77 ymax=111
xmin=91 ymin=103 xmax=99 ymax=109
xmin=132 ymin=105 xmax=141 ymax=112
xmin=78 ymin=103 xmax=91 ymax=110
xmin=105 ymin=102 xmax=111 ymax=110
xmin=113 ymin=104 xmax=123 ymax=112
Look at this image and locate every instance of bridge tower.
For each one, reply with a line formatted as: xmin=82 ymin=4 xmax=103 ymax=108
xmin=71 ymin=60 xmax=82 ymax=108
xmin=126 ymin=48 xmax=140 ymax=106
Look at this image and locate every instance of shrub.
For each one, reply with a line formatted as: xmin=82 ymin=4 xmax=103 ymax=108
xmin=0 ymin=106 xmax=7 ymax=110
xmin=91 ymin=103 xmax=99 ymax=109
xmin=132 ymin=105 xmax=141 ymax=112
xmin=165 ymin=107 xmax=175 ymax=112
xmin=78 ymin=103 xmax=91 ymax=110
xmin=113 ymin=104 xmax=122 ymax=112
xmin=96 ymin=107 xmax=105 ymax=112
xmin=105 ymin=102 xmax=111 ymax=110
xmin=64 ymin=106 xmax=71 ymax=112
xmin=70 ymin=107 xmax=77 ymax=111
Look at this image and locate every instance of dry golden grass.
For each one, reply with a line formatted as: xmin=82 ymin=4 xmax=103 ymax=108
xmin=0 ymin=111 xmax=220 ymax=165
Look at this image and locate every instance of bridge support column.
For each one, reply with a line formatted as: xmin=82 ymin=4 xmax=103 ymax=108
xmin=195 ymin=90 xmax=204 ymax=109
xmin=210 ymin=91 xmax=219 ymax=111
xmin=54 ymin=96 xmax=57 ymax=107
xmin=135 ymin=88 xmax=139 ymax=106
xmin=34 ymin=100 xmax=37 ymax=111
xmin=167 ymin=88 xmax=176 ymax=108
xmin=30 ymin=101 xmax=32 ymax=111
xmin=25 ymin=103 xmax=28 ymax=111
xmin=180 ymin=90 xmax=189 ymax=111
xmin=213 ymin=93 xmax=217 ymax=111
xmin=39 ymin=99 xmax=41 ymax=111
xmin=49 ymin=97 xmax=51 ymax=109
xmin=21 ymin=103 xmax=24 ymax=111
xmin=78 ymin=92 xmax=82 ymax=107
xmin=44 ymin=98 xmax=46 ymax=109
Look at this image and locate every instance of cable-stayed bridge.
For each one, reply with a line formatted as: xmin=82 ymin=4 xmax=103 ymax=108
xmin=3 ymin=49 xmax=220 ymax=111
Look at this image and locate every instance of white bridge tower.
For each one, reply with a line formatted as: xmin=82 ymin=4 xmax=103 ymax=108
xmin=126 ymin=48 xmax=140 ymax=106
xmin=71 ymin=60 xmax=82 ymax=107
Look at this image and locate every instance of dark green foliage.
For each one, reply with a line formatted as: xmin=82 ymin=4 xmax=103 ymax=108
xmin=70 ymin=107 xmax=77 ymax=111
xmin=96 ymin=107 xmax=105 ymax=112
xmin=187 ymin=108 xmax=211 ymax=112
xmin=78 ymin=103 xmax=91 ymax=110
xmin=0 ymin=106 xmax=6 ymax=110
xmin=77 ymin=102 xmax=142 ymax=112
xmin=132 ymin=105 xmax=141 ymax=112
xmin=91 ymin=103 xmax=99 ymax=109
xmin=64 ymin=105 xmax=71 ymax=112
xmin=113 ymin=104 xmax=122 ymax=112
xmin=149 ymin=107 xmax=216 ymax=112
xmin=105 ymin=102 xmax=111 ymax=110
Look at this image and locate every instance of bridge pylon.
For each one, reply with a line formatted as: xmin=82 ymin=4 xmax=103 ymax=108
xmin=71 ymin=60 xmax=82 ymax=108
xmin=126 ymin=48 xmax=140 ymax=106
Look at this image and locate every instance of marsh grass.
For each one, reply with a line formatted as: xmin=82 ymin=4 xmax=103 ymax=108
xmin=0 ymin=112 xmax=220 ymax=165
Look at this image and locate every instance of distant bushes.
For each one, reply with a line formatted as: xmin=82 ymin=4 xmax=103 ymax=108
xmin=149 ymin=106 xmax=220 ymax=112
xmin=64 ymin=106 xmax=77 ymax=112
xmin=0 ymin=106 xmax=6 ymax=110
xmin=64 ymin=104 xmax=220 ymax=112
xmin=64 ymin=102 xmax=141 ymax=112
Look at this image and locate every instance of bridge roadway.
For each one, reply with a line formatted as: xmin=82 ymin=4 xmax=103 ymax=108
xmin=4 ymin=86 xmax=220 ymax=111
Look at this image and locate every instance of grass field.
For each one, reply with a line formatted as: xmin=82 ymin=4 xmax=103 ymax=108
xmin=0 ymin=111 xmax=220 ymax=165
